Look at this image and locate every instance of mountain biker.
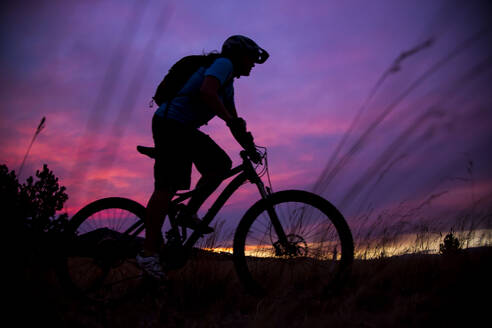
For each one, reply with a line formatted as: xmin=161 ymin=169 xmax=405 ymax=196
xmin=136 ymin=35 xmax=269 ymax=280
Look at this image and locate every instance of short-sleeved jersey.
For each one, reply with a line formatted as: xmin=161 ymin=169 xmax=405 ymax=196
xmin=155 ymin=57 xmax=235 ymax=128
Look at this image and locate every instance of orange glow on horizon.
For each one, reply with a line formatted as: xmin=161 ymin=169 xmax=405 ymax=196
xmin=202 ymin=229 xmax=492 ymax=260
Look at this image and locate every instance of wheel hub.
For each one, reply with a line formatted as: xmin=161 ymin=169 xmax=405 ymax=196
xmin=93 ymin=239 xmax=135 ymax=268
xmin=273 ymin=234 xmax=308 ymax=257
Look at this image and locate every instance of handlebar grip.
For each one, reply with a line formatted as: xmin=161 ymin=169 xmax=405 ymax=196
xmin=247 ymin=147 xmax=262 ymax=164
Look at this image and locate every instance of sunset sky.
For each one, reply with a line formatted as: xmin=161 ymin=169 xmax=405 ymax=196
xmin=1 ymin=0 xmax=491 ymax=244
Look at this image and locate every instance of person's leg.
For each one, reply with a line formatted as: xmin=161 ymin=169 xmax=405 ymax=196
xmin=137 ymin=187 xmax=173 ymax=280
xmin=186 ymin=173 xmax=225 ymax=214
xmin=186 ymin=131 xmax=232 ymax=214
xmin=137 ymin=115 xmax=184 ymax=279
xmin=143 ymin=188 xmax=173 ymax=256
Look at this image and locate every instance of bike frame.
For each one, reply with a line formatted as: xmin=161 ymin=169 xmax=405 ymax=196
xmin=127 ymin=150 xmax=290 ymax=250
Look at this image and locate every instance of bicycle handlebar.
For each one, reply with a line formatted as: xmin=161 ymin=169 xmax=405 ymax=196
xmin=241 ymin=144 xmax=263 ymax=165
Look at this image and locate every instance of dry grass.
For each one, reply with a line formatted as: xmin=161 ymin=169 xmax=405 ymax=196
xmin=17 ymin=198 xmax=492 ymax=327
xmin=15 ymin=191 xmax=491 ymax=328
xmin=19 ymin=243 xmax=491 ymax=328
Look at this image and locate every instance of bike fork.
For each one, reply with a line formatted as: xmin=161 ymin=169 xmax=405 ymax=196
xmin=255 ymin=180 xmax=290 ymax=246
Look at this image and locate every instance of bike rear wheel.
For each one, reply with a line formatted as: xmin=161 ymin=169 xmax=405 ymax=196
xmin=233 ymin=190 xmax=354 ymax=296
xmin=58 ymin=197 xmax=146 ymax=303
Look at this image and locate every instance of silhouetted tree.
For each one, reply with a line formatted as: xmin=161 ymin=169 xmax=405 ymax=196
xmin=1 ymin=163 xmax=69 ymax=233
xmin=439 ymin=232 xmax=461 ymax=255
xmin=0 ymin=164 xmax=20 ymax=210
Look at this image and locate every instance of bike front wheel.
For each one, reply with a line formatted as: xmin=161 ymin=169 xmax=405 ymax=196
xmin=58 ymin=197 xmax=147 ymax=303
xmin=233 ymin=190 xmax=354 ymax=296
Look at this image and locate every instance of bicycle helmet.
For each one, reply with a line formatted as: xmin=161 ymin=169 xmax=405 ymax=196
xmin=221 ymin=35 xmax=269 ymax=64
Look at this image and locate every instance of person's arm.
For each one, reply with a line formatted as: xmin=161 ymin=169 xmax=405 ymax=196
xmin=200 ymin=69 xmax=259 ymax=161
xmin=199 ymin=76 xmax=234 ymax=123
xmin=224 ymin=95 xmax=238 ymax=119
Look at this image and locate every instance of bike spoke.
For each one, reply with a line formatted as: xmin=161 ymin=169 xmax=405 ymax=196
xmin=236 ymin=191 xmax=352 ymax=295
xmin=63 ymin=198 xmax=147 ymax=302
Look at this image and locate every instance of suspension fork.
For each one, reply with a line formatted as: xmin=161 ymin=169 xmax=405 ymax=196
xmin=249 ymin=166 xmax=290 ymax=246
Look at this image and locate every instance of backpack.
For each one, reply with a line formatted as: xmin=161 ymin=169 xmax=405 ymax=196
xmin=152 ymin=53 xmax=222 ymax=107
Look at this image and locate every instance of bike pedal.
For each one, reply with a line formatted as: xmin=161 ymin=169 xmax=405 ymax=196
xmin=176 ymin=213 xmax=214 ymax=234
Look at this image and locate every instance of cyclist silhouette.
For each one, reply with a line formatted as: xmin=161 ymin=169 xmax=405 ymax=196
xmin=137 ymin=35 xmax=269 ymax=279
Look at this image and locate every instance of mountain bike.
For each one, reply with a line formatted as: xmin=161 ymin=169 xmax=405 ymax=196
xmin=58 ymin=142 xmax=354 ymax=303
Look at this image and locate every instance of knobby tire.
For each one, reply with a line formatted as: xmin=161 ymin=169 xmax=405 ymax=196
xmin=57 ymin=197 xmax=146 ymax=303
xmin=233 ymin=190 xmax=354 ymax=297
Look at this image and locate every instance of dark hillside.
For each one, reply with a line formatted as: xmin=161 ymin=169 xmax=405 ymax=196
xmin=19 ymin=246 xmax=491 ymax=327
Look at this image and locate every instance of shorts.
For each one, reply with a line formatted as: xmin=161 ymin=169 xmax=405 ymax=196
xmin=152 ymin=114 xmax=232 ymax=191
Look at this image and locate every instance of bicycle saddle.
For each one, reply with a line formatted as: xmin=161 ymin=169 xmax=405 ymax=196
xmin=137 ymin=145 xmax=156 ymax=159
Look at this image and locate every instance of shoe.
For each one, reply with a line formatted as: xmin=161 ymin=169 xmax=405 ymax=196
xmin=136 ymin=253 xmax=167 ymax=280
xmin=177 ymin=210 xmax=214 ymax=234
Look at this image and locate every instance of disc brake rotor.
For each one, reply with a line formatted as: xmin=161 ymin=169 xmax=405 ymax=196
xmin=273 ymin=234 xmax=308 ymax=257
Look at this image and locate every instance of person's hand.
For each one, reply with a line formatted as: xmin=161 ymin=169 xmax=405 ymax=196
xmin=227 ymin=117 xmax=261 ymax=163
xmin=247 ymin=147 xmax=262 ymax=164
